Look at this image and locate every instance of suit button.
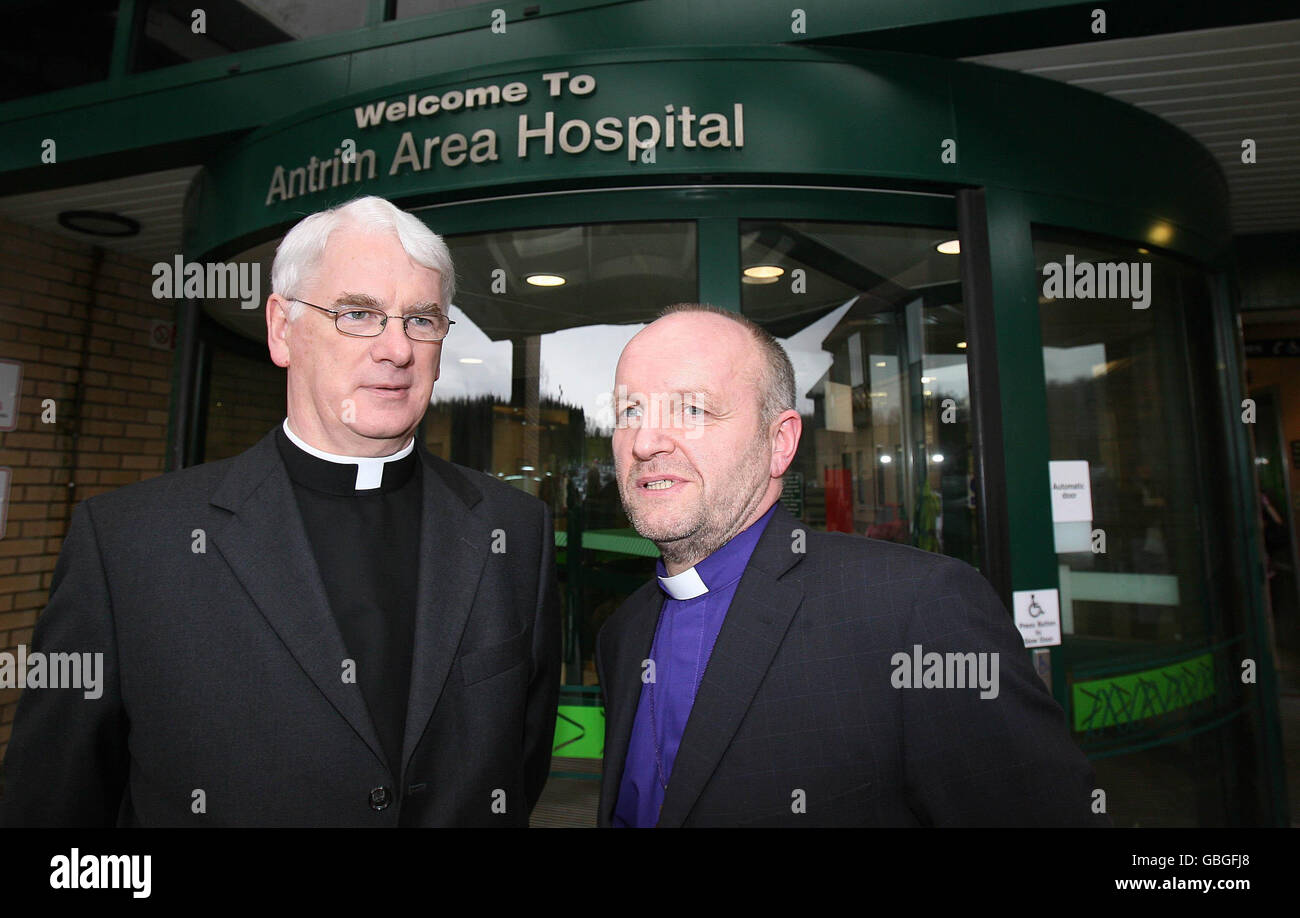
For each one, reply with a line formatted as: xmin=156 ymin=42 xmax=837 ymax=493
xmin=369 ymin=787 xmax=392 ymax=811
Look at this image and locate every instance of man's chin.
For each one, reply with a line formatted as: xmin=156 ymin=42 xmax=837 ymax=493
xmin=627 ymin=510 xmax=700 ymax=546
xmin=345 ymin=420 xmax=420 ymax=446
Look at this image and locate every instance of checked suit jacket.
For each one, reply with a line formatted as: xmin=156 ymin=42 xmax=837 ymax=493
xmin=596 ymin=504 xmax=1105 ymax=827
xmin=1 ymin=427 xmax=560 ymax=826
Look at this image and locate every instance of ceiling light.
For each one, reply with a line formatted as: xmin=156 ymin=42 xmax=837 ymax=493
xmin=1147 ymin=223 xmax=1173 ymax=246
xmin=932 ymin=453 xmax=945 ymax=463
xmin=459 ymin=357 xmax=483 ymax=364
xmin=880 ymin=454 xmax=893 ymax=464
xmin=936 ymin=240 xmax=960 ymax=255
xmin=526 ymin=273 xmax=566 ymax=287
xmin=57 ymin=210 xmax=140 ymax=238
xmin=956 ymin=341 xmax=967 ymax=349
xmin=743 ymin=264 xmax=784 ymax=279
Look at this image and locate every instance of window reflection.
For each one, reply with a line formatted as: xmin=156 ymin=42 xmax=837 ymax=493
xmin=423 ymin=220 xmax=697 ymax=686
xmin=741 ymin=220 xmax=976 ymax=568
xmin=1037 ymin=231 xmax=1214 ymax=645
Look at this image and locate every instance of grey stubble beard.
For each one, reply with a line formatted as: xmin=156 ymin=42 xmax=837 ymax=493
xmin=621 ymin=429 xmax=772 ymax=570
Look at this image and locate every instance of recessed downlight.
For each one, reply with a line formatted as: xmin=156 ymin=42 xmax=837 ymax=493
xmin=526 ymin=273 xmax=566 ymax=287
xmin=57 ymin=210 xmax=140 ymax=238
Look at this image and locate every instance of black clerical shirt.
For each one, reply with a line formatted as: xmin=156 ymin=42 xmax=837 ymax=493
xmin=274 ymin=423 xmax=422 ymax=778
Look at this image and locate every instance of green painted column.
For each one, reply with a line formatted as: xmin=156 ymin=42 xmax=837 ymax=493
xmin=698 ymin=217 xmax=740 ymax=312
xmin=982 ymin=189 xmax=1063 ymax=701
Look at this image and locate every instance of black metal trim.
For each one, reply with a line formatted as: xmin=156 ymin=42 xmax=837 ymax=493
xmin=957 ymin=188 xmax=1012 ymax=606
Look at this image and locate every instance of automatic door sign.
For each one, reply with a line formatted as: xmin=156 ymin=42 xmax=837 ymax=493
xmin=1013 ymin=589 xmax=1061 ymax=648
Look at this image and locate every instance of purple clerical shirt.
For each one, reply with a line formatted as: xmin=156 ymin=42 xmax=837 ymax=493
xmin=612 ymin=503 xmax=778 ymax=827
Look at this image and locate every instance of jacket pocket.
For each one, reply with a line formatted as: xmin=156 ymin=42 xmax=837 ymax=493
xmin=459 ymin=628 xmax=531 ymax=686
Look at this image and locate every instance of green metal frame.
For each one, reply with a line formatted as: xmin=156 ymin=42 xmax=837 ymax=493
xmin=78 ymin=13 xmax=1271 ymax=821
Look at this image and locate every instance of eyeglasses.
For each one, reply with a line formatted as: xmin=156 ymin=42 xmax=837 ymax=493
xmin=292 ymin=298 xmax=455 ymax=341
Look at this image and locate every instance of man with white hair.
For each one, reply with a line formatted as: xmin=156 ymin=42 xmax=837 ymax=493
xmin=2 ymin=196 xmax=560 ymax=827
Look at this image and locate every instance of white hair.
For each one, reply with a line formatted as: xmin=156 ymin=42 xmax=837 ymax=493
xmin=271 ymin=195 xmax=455 ymax=319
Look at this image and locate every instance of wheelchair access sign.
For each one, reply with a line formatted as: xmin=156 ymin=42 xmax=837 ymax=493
xmin=1013 ymin=589 xmax=1061 ymax=647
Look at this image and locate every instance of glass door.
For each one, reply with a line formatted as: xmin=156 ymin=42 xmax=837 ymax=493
xmin=738 ymin=220 xmax=978 ymax=569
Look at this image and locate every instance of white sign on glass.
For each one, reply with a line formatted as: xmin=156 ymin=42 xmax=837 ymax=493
xmin=1013 ymin=588 xmax=1062 ymax=648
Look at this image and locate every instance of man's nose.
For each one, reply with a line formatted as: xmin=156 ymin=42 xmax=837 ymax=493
xmin=630 ymin=411 xmax=677 ymax=461
xmin=370 ymin=316 xmax=415 ymax=362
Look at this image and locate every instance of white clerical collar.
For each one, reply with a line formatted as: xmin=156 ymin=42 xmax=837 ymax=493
xmin=281 ymin=419 xmax=415 ymax=490
xmin=657 ymin=566 xmax=709 ymax=601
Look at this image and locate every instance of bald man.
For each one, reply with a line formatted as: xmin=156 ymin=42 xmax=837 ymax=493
xmin=595 ymin=304 xmax=1105 ymax=827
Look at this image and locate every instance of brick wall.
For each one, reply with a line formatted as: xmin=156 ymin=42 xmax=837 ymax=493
xmin=0 ymin=215 xmax=174 ymax=771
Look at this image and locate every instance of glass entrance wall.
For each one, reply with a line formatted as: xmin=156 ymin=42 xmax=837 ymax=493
xmin=186 ymin=180 xmax=1283 ymax=822
xmin=1035 ymin=227 xmax=1263 ymax=825
xmin=739 ymin=221 xmax=977 ymax=568
xmin=427 ymin=220 xmax=698 ymax=686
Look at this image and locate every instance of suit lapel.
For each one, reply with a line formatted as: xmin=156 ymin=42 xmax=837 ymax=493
xmin=399 ymin=443 xmax=489 ymax=779
xmin=210 ymin=430 xmax=387 ymax=768
xmin=598 ymin=582 xmax=663 ymax=825
xmin=657 ymin=505 xmax=806 ymax=827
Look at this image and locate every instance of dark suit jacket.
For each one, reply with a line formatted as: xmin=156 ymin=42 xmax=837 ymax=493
xmin=596 ymin=504 xmax=1104 ymax=826
xmin=1 ymin=428 xmax=560 ymax=826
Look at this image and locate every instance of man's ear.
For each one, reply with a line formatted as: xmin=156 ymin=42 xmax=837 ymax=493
xmin=267 ymin=294 xmax=292 ymax=368
xmin=770 ymin=409 xmax=802 ymax=478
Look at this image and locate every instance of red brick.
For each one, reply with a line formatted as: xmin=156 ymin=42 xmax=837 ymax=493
xmin=16 ymin=556 xmax=55 ymax=574
xmin=17 ymin=326 xmax=66 ymax=348
xmin=13 ymin=589 xmax=46 ymax=608
xmin=0 ymin=305 xmax=45 ymax=328
xmin=16 ymin=520 xmax=64 ymax=539
xmin=0 ymin=574 xmax=40 ymax=594
xmin=0 ymin=611 xmax=37 ymax=631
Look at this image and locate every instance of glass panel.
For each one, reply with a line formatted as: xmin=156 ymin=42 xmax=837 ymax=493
xmin=1038 ymin=232 xmax=1217 ymax=646
xmin=2 ymin=0 xmax=118 ymax=102
xmin=134 ymin=0 xmax=368 ymax=71
xmin=739 ymin=220 xmax=976 ymax=568
xmin=429 ymin=220 xmax=699 ymax=686
xmin=1035 ymin=228 xmax=1253 ymax=825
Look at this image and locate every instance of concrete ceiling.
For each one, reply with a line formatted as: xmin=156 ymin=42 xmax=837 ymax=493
xmin=966 ymin=18 xmax=1300 ymax=235
xmin=0 ymin=165 xmax=198 ymax=263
